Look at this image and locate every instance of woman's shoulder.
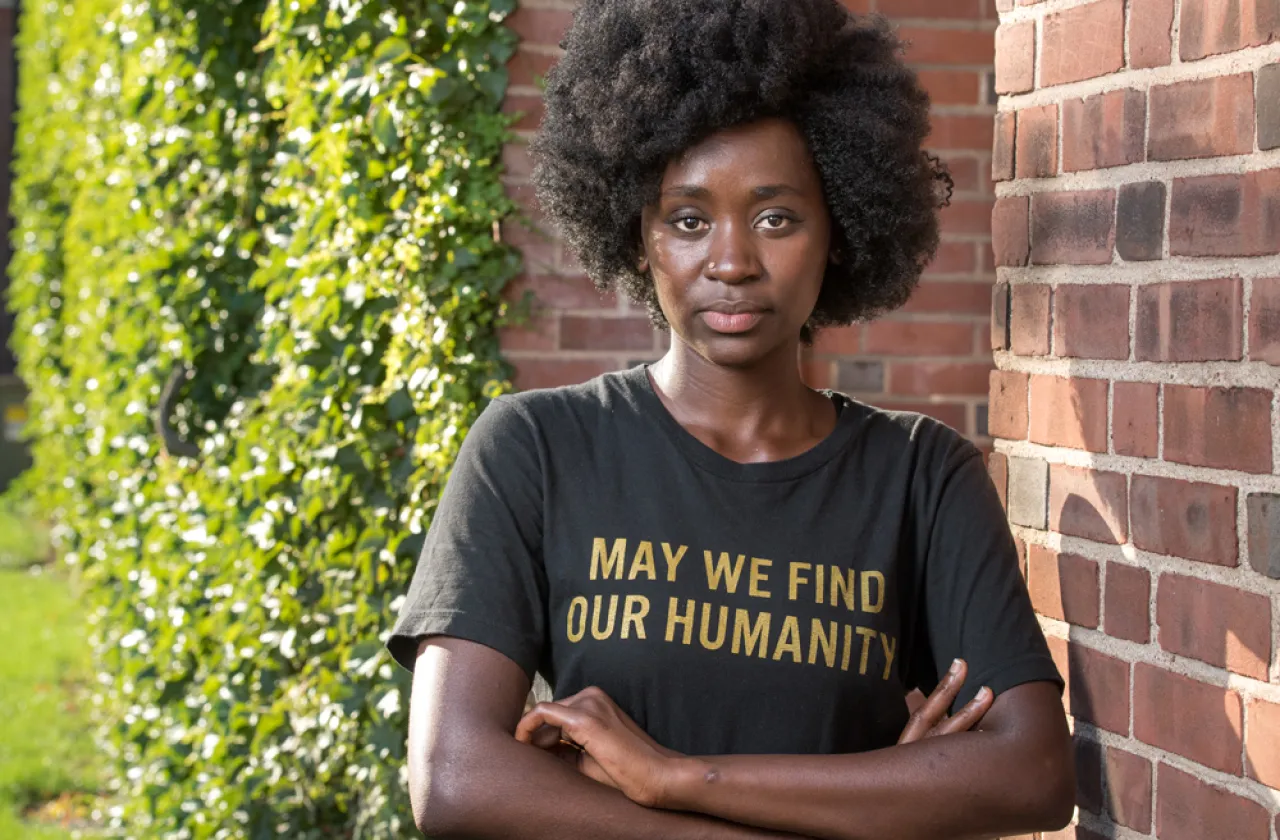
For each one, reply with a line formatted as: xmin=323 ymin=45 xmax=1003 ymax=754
xmin=482 ymin=366 xmax=649 ymax=435
xmin=836 ymin=394 xmax=983 ymax=473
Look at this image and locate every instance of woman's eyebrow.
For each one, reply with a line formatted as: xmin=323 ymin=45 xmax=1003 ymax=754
xmin=753 ymin=184 xmax=803 ymax=199
xmin=661 ymin=184 xmax=711 ymax=199
xmin=660 ymin=184 xmax=805 ymax=200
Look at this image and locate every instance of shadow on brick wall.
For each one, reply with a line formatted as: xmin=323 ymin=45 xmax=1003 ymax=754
xmin=1048 ymin=380 xmax=1273 ymax=840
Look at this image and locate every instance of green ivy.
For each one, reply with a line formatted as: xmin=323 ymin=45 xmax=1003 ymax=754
xmin=6 ymin=0 xmax=521 ymax=835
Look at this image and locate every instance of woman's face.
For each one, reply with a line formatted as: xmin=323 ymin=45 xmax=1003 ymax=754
xmin=639 ymin=118 xmax=833 ymax=368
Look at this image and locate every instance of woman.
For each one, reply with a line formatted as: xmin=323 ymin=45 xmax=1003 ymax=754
xmin=387 ymin=1 xmax=1075 ymax=837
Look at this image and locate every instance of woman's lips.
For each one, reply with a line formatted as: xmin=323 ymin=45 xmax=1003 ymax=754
xmin=700 ymin=310 xmax=765 ymax=334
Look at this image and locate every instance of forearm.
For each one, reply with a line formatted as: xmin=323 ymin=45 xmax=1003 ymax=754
xmin=414 ymin=730 xmax=806 ymax=840
xmin=661 ymin=699 xmax=1073 ymax=840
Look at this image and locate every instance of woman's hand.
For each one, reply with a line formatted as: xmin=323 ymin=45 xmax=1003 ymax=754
xmin=515 ymin=685 xmax=681 ymax=808
xmin=515 ymin=659 xmax=993 ymax=811
xmin=898 ymin=658 xmax=993 ymax=744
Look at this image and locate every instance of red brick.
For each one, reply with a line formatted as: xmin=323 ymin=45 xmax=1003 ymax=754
xmin=1180 ymin=0 xmax=1280 ymax=61
xmin=1104 ymin=562 xmax=1151 ymax=643
xmin=1245 ymin=699 xmax=1280 ymax=788
xmin=1041 ymin=0 xmax=1125 ymax=87
xmin=940 ymin=198 xmax=995 ymax=237
xmin=1130 ymin=0 xmax=1176 ymax=67
xmin=1163 ymin=384 xmax=1274 ymax=474
xmin=502 ymin=93 xmax=545 ymax=131
xmin=1169 ymin=169 xmax=1280 ymax=258
xmin=903 ymin=281 xmax=995 ymax=315
xmin=507 ymin=46 xmax=557 ymax=88
xmin=992 ymin=283 xmax=1010 ymax=351
xmin=901 ymin=26 xmax=995 ymax=65
xmin=1130 ymin=475 xmax=1238 ymax=565
xmin=1249 ymin=276 xmax=1280 ymax=364
xmin=1029 ymin=376 xmax=1109 ymax=452
xmin=1116 ymin=181 xmax=1167 ymax=261
xmin=499 ymin=313 xmax=558 ymax=351
xmin=1053 ymin=284 xmax=1130 ymax=360
xmin=1049 ymin=464 xmax=1128 ymax=544
xmin=1135 ymin=277 xmax=1244 ymax=362
xmin=560 ymin=316 xmax=655 ymax=351
xmin=918 ymin=70 xmax=983 ymax=106
xmin=1029 ymin=546 xmax=1100 ymax=628
xmin=1016 ymin=105 xmax=1058 ymax=179
xmin=945 ymin=155 xmax=983 ymax=198
xmin=995 ymin=21 xmax=1035 ymax=94
xmin=1103 ymin=747 xmax=1153 ymax=832
xmin=1149 ymin=74 xmax=1256 ymax=161
xmin=1010 ymin=284 xmax=1051 ymax=356
xmin=812 ymin=325 xmax=862 ymax=355
xmin=502 ymin=142 xmax=534 ymax=180
xmin=1112 ymin=381 xmax=1158 ymax=458
xmin=1031 ymin=190 xmax=1116 ymax=265
xmin=887 ymin=362 xmax=991 ymax=396
xmin=1062 ymin=89 xmax=1146 ymax=172
xmin=927 ymin=115 xmax=994 ymax=151
xmin=502 ymin=218 xmax=556 ymax=269
xmin=1261 ymin=63 xmax=1280 ymax=150
xmin=993 ymin=111 xmax=1015 ymax=182
xmin=1167 ymin=573 xmax=1274 ymax=681
xmin=506 ymin=7 xmax=574 ymax=44
xmin=925 ymin=241 xmax=977 ymax=276
xmin=863 ymin=320 xmax=974 ymax=357
xmin=513 ymin=358 xmax=614 ymax=391
xmin=989 ymin=371 xmax=1029 ymax=439
xmin=1135 ymin=663 xmax=1243 ymax=773
xmin=504 ymin=273 xmax=613 ymax=310
xmin=800 ymin=355 xmax=833 ymax=390
xmin=1074 ymin=737 xmax=1104 ymax=816
xmin=992 ymin=197 xmax=1030 ymax=267
xmin=989 ymin=451 xmax=1009 ymax=510
xmin=885 ymin=0 xmax=986 ymax=18
xmin=1158 ymin=573 xmax=1272 ymax=678
xmin=1067 ymin=643 xmax=1131 ymax=734
xmin=1158 ymin=763 xmax=1271 ymax=840
xmin=1046 ymin=636 xmax=1069 ymax=703
xmin=1043 ymin=827 xmax=1107 ymax=840
xmin=837 ymin=361 xmax=885 ymax=393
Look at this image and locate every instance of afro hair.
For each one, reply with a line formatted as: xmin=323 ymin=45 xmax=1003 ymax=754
xmin=528 ymin=0 xmax=952 ymax=333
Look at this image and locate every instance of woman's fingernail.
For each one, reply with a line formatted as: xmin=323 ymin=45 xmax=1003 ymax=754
xmin=949 ymin=658 xmax=962 ymax=675
xmin=980 ymin=686 xmax=992 ymax=699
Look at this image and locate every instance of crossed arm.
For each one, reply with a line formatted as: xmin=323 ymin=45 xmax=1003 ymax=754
xmin=407 ymin=636 xmax=1075 ymax=840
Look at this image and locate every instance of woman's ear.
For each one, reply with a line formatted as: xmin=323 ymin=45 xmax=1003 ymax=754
xmin=637 ymin=255 xmax=650 ymax=274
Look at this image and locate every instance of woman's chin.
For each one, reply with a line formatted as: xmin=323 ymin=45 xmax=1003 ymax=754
xmin=687 ymin=330 xmax=794 ymax=370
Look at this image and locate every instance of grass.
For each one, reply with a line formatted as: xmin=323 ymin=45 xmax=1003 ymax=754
xmin=0 ymin=503 xmax=101 ymax=838
xmin=0 ymin=503 xmax=51 ymax=567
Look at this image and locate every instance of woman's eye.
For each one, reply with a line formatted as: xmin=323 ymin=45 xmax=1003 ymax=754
xmin=758 ymin=214 xmax=790 ymax=230
xmin=674 ymin=217 xmax=705 ymax=233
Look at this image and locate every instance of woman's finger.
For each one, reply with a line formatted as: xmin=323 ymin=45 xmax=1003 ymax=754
xmin=515 ymin=702 xmax=589 ymax=746
xmin=523 ymin=722 xmax=565 ymax=750
xmin=899 ymin=658 xmax=969 ymax=744
xmin=929 ymin=686 xmax=994 ymax=738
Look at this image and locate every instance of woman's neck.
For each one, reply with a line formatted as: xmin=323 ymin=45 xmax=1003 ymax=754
xmin=648 ymin=336 xmax=836 ymax=463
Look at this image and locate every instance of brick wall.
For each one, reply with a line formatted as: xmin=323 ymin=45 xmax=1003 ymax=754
xmin=501 ymin=0 xmax=1000 ymax=441
xmin=989 ymin=1 xmax=1280 ymax=838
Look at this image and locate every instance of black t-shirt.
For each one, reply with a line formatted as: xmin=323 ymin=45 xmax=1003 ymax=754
xmin=387 ymin=365 xmax=1061 ymax=756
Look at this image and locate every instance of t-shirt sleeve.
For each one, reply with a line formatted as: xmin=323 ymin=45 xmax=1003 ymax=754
xmin=910 ymin=445 xmax=1063 ymax=711
xmin=385 ymin=396 xmax=547 ymax=676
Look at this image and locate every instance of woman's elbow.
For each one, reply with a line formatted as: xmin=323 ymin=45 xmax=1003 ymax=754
xmin=409 ymin=757 xmax=473 ymax=837
xmin=1026 ymin=741 xmax=1077 ymax=830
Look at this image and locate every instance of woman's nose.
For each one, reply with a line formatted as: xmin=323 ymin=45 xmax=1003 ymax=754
xmin=704 ymin=222 xmax=761 ymax=284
